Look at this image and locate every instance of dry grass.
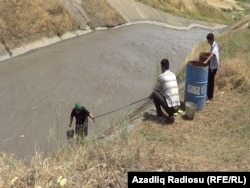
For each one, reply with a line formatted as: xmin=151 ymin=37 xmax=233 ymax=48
xmin=0 ymin=0 xmax=79 ymax=50
xmin=216 ymin=30 xmax=250 ymax=92
xmin=81 ymin=0 xmax=126 ymax=28
xmin=136 ymin=0 xmax=245 ymax=24
xmin=217 ymin=57 xmax=250 ymax=91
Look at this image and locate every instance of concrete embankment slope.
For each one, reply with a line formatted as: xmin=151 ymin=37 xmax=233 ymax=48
xmin=0 ymin=0 xmax=90 ymax=62
xmin=106 ymin=0 xmax=227 ymax=29
xmin=0 ymin=0 xmax=227 ymax=63
xmin=0 ymin=43 xmax=10 ymax=62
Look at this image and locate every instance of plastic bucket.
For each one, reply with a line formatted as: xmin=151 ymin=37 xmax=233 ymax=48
xmin=185 ymin=101 xmax=198 ymax=120
xmin=67 ymin=129 xmax=74 ymax=140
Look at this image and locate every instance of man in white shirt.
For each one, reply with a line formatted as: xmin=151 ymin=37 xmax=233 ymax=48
xmin=203 ymin=33 xmax=220 ymax=104
xmin=149 ymin=58 xmax=180 ymax=123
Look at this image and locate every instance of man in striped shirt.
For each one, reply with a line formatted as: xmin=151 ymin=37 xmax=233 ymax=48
xmin=149 ymin=58 xmax=180 ymax=123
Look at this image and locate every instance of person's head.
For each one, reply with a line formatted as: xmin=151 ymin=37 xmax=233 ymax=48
xmin=206 ymin=33 xmax=214 ymax=45
xmin=160 ymin=58 xmax=170 ymax=72
xmin=75 ymin=103 xmax=82 ymax=113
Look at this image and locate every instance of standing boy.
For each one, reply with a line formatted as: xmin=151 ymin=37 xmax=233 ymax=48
xmin=203 ymin=33 xmax=220 ymax=103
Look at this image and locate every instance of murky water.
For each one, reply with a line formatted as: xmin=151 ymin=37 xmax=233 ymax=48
xmin=0 ymin=23 xmax=223 ymax=160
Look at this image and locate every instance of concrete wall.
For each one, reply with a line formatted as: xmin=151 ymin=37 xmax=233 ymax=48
xmin=106 ymin=0 xmax=227 ymax=29
xmin=0 ymin=43 xmax=10 ymax=62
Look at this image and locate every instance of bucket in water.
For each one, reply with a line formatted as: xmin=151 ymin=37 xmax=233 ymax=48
xmin=67 ymin=129 xmax=74 ymax=140
xmin=185 ymin=101 xmax=198 ymax=120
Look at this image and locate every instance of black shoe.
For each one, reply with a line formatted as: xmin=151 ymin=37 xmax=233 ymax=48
xmin=156 ymin=116 xmax=165 ymax=123
xmin=169 ymin=116 xmax=175 ymax=123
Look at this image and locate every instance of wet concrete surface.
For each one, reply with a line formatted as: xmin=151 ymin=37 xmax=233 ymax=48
xmin=0 ymin=23 xmax=222 ymax=161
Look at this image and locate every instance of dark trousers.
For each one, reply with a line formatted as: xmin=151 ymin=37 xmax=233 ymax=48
xmin=75 ymin=118 xmax=88 ymax=138
xmin=207 ymin=69 xmax=217 ymax=100
xmin=152 ymin=90 xmax=177 ymax=117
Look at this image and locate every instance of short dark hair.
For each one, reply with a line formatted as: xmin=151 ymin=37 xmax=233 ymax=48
xmin=161 ymin=58 xmax=169 ymax=70
xmin=207 ymin=33 xmax=214 ymax=41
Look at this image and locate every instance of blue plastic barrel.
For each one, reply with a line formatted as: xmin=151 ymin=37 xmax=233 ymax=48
xmin=184 ymin=61 xmax=208 ymax=111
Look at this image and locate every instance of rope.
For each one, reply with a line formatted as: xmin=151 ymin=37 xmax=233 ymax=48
xmin=94 ymin=97 xmax=148 ymax=119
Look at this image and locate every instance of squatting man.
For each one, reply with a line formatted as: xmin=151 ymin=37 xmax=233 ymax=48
xmin=149 ymin=58 xmax=180 ymax=123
